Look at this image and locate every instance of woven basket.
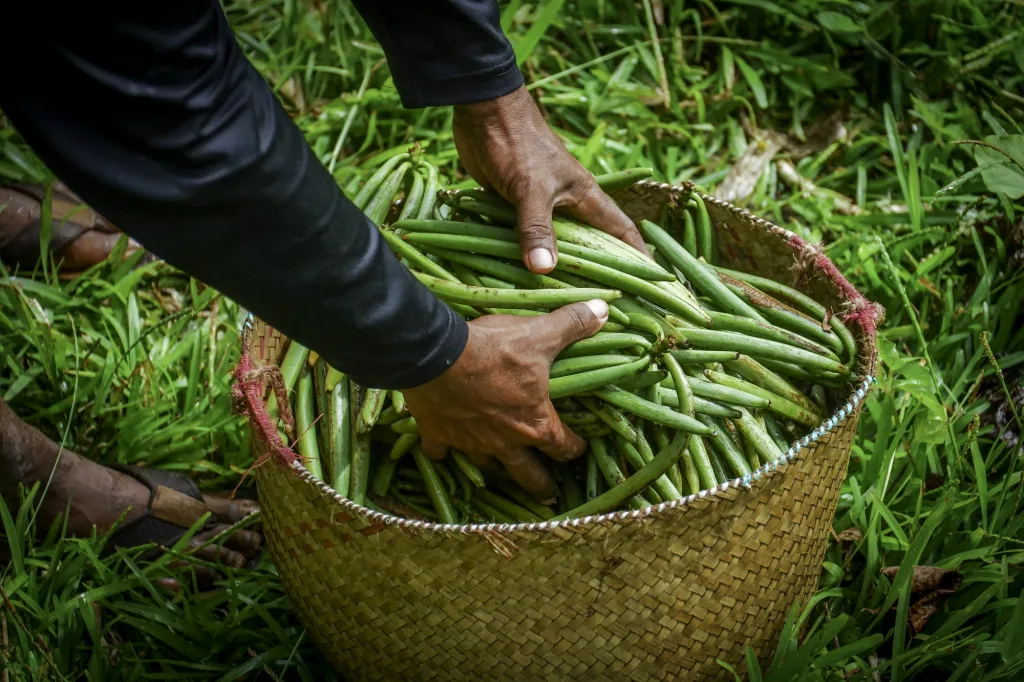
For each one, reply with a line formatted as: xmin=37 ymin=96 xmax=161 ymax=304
xmin=235 ymin=181 xmax=880 ymax=682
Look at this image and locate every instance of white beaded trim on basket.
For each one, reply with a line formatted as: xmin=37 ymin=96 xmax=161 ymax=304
xmin=275 ymin=373 xmax=874 ymax=534
xmin=697 ymin=190 xmax=800 ymax=244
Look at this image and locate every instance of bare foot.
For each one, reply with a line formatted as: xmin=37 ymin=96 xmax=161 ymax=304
xmin=0 ymin=399 xmax=260 ymax=583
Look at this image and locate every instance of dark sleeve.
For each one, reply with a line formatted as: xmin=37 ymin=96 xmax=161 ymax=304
xmin=0 ymin=2 xmax=466 ymax=389
xmin=351 ymin=0 xmax=524 ymax=108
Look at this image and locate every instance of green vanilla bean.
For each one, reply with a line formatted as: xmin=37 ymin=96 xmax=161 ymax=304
xmin=592 ymin=385 xmax=716 ymax=435
xmin=704 ymin=369 xmax=822 ymax=426
xmin=638 ymin=219 xmax=764 ymax=321
xmin=365 ymin=162 xmax=412 ymax=224
xmin=615 ymin=436 xmax=682 ymax=502
xmin=690 ymin=194 xmax=716 ymax=265
xmin=394 ymin=218 xmax=673 ymax=281
xmin=330 ymin=376 xmax=352 ymax=496
xmin=713 ymin=265 xmax=853 ymax=360
xmin=403 ymin=232 xmax=709 ymax=325
xmin=549 ymin=356 xmax=653 ymax=400
xmin=412 ymin=448 xmax=458 ymax=523
xmin=396 ymin=169 xmax=426 ymax=222
xmin=697 ymin=415 xmax=752 ymax=478
xmin=593 ymin=167 xmax=654 ymax=191
xmin=294 ymin=367 xmax=322 ymax=481
xmin=415 ymin=162 xmax=440 ymax=220
xmin=554 ymin=431 xmax=689 ymax=519
xmin=667 ymin=325 xmax=850 ymax=375
xmin=587 ymin=437 xmax=650 ymax=511
xmin=662 ymin=353 xmax=717 ymax=489
xmin=413 ymin=272 xmax=620 ymax=308
xmin=451 ymin=450 xmax=486 ymax=487
xmin=493 ymin=481 xmax=556 ymax=520
xmin=550 ymin=354 xmax=634 ymax=378
xmin=578 ymin=397 xmax=643 ymax=444
xmin=353 ymin=153 xmax=411 ymax=209
xmin=725 ymin=355 xmax=821 ymax=415
xmin=349 ymin=382 xmax=372 ymax=505
xmin=733 ymin=408 xmax=785 ymax=463
xmin=670 ymin=350 xmax=741 ymax=364
xmin=557 ymin=332 xmax=652 ymax=359
xmin=658 ymin=379 xmax=770 ymax=409
xmin=705 ymin=311 xmax=839 ymax=359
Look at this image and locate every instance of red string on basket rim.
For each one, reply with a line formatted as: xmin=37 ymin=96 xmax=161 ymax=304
xmin=232 ymin=329 xmax=299 ymax=467
xmin=785 ymin=232 xmax=883 ymax=339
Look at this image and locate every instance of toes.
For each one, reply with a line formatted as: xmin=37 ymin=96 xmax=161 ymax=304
xmin=189 ymin=540 xmax=247 ymax=570
xmin=61 ymin=231 xmax=124 ymax=270
xmin=168 ymin=561 xmax=220 ymax=591
xmin=190 ymin=526 xmax=223 ymax=544
xmin=224 ymin=529 xmax=262 ymax=557
xmin=154 ymin=576 xmax=183 ymax=593
xmin=194 ymin=566 xmax=220 ymax=590
xmin=203 ymin=494 xmax=259 ymax=523
xmin=187 ymin=525 xmax=250 ymax=569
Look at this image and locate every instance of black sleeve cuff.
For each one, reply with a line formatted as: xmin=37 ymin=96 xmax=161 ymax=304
xmin=372 ymin=305 xmax=469 ymax=390
xmin=351 ymin=0 xmax=523 ymax=110
xmin=394 ymin=54 xmax=524 ymax=109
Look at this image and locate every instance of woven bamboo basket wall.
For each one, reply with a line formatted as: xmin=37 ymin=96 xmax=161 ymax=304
xmin=236 ymin=181 xmax=880 ymax=681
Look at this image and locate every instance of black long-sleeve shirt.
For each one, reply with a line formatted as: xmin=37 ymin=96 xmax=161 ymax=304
xmin=0 ymin=1 xmax=523 ymax=389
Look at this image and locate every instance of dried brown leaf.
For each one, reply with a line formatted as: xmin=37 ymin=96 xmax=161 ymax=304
xmin=908 ymin=591 xmax=947 ymax=633
xmin=834 ymin=528 xmax=863 ymax=543
xmin=652 ymin=0 xmax=665 ymax=24
xmin=878 ymin=566 xmax=962 ymax=634
xmin=713 ymin=131 xmax=786 ymax=205
xmin=785 ymin=109 xmax=850 ymax=159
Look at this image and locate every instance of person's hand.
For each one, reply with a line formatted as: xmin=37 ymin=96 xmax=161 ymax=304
xmin=402 ymin=299 xmax=610 ymax=503
xmin=453 ymin=85 xmax=650 ymax=274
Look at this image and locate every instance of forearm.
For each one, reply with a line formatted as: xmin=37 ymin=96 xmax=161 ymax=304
xmin=0 ymin=2 xmax=466 ymax=389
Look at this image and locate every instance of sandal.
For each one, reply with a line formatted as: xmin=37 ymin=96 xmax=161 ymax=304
xmin=104 ymin=464 xmax=261 ymax=569
xmin=0 ymin=181 xmax=151 ymax=278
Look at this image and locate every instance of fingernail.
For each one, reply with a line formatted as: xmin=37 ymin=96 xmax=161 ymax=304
xmin=541 ymin=496 xmax=557 ymax=506
xmin=529 ymin=248 xmax=554 ymax=272
xmin=585 ymin=299 xmax=609 ymax=322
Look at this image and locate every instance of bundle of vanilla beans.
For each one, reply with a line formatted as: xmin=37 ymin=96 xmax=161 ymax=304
xmin=271 ymin=155 xmax=854 ymax=523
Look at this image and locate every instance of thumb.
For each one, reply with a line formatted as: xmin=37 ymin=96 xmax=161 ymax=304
xmin=535 ymin=300 xmax=609 ymax=359
xmin=514 ymin=190 xmax=558 ymax=274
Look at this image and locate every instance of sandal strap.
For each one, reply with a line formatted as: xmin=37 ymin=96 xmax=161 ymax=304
xmin=103 ymin=465 xmax=213 ymax=557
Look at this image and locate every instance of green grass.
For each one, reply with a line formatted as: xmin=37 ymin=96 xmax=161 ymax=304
xmin=2 ymin=0 xmax=1023 ymax=679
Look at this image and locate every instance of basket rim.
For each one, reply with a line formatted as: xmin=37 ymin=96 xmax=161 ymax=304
xmin=272 ymin=373 xmax=873 ymax=534
xmin=243 ymin=182 xmax=881 ymax=535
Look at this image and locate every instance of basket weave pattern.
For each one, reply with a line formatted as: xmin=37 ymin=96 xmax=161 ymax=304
xmin=243 ymin=184 xmax=879 ymax=681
